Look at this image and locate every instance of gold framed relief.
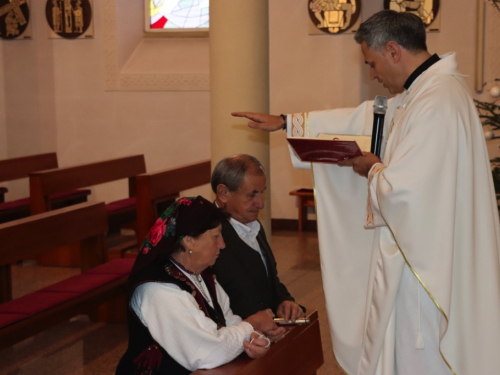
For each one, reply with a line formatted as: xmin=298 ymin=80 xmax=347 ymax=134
xmin=384 ymin=0 xmax=441 ymax=32
xmin=308 ymin=0 xmax=361 ymax=35
xmin=0 ymin=0 xmax=32 ymax=40
xmin=45 ymin=0 xmax=94 ymax=39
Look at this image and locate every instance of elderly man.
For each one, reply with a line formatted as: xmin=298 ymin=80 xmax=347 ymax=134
xmin=211 ymin=154 xmax=304 ymax=327
xmin=232 ymin=10 xmax=500 ymax=375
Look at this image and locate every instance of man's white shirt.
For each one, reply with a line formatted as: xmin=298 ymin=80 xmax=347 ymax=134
xmin=228 ymin=218 xmax=268 ymax=275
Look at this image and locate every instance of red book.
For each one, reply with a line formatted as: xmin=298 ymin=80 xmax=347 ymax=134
xmin=287 ymin=134 xmax=371 ymax=164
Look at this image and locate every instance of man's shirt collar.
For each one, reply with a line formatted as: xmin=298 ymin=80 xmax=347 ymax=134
xmin=229 ymin=217 xmax=261 ymax=240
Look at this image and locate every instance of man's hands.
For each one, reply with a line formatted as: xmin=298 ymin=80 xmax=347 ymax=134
xmin=244 ymin=309 xmax=286 ymax=342
xmin=261 ymin=301 xmax=305 ymax=342
xmin=232 ymin=112 xmax=285 ymax=132
xmin=337 ymin=152 xmax=381 ymax=177
xmin=276 ymin=300 xmax=304 ymax=323
xmin=245 ymin=309 xmax=278 ymax=333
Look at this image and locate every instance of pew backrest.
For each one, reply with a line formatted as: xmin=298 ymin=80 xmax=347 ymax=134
xmin=0 ymin=153 xmax=91 ymax=224
xmin=29 ymin=155 xmax=146 ymax=214
xmin=135 ymin=160 xmax=211 ymax=242
xmin=0 ymin=152 xmax=58 ymax=183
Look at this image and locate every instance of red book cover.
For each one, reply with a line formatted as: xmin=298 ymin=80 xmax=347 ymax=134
xmin=287 ymin=135 xmax=371 ymax=164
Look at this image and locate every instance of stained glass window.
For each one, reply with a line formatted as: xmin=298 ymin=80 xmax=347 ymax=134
xmin=146 ymin=0 xmax=209 ymax=32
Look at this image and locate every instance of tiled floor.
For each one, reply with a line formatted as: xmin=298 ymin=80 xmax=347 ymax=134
xmin=0 ymin=230 xmax=344 ymax=375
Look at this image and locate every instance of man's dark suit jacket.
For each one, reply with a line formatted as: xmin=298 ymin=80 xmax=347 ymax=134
xmin=213 ymin=219 xmax=296 ymax=319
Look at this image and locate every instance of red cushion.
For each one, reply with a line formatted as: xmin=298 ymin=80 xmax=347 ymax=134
xmin=0 ymin=259 xmax=133 ymax=329
xmin=0 ymin=189 xmax=90 ymax=212
xmin=49 ymin=189 xmax=91 ymax=200
xmin=0 ymin=291 xmax=80 ymax=315
xmin=106 ymin=197 xmax=136 ymax=214
xmin=0 ymin=197 xmax=30 ymax=210
xmin=0 ymin=312 xmax=30 ymax=327
xmin=85 ymin=258 xmax=134 ymax=275
xmin=41 ymin=273 xmax=126 ymax=294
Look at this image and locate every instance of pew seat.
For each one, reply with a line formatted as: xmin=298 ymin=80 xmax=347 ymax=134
xmin=0 ymin=189 xmax=91 ymax=224
xmin=0 ymin=202 xmax=134 ymax=350
xmin=0 ymin=258 xmax=134 ymax=350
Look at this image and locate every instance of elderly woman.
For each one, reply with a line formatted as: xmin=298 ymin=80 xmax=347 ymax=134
xmin=116 ymin=196 xmax=277 ymax=375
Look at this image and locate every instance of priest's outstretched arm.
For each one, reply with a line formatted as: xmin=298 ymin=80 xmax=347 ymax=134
xmin=232 ymin=101 xmax=378 ymax=173
xmin=231 ymin=112 xmax=285 ymax=132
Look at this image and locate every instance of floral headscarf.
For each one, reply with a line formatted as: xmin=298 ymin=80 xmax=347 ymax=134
xmin=130 ymin=196 xmax=227 ymax=277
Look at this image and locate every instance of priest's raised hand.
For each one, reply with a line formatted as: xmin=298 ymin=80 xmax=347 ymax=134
xmin=231 ymin=112 xmax=285 ymax=132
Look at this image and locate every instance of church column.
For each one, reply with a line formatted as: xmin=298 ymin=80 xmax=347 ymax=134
xmin=210 ymin=1 xmax=271 ymax=234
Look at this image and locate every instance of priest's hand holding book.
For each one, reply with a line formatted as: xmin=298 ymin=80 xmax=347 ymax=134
xmin=232 ymin=111 xmax=382 ymax=177
xmin=338 ymin=152 xmax=381 ymax=178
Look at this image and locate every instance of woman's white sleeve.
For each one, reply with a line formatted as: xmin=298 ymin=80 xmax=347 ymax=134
xmin=214 ymin=279 xmax=245 ymax=327
xmin=131 ymin=282 xmax=253 ymax=371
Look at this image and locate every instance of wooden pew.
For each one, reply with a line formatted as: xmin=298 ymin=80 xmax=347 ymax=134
xmin=0 ymin=202 xmax=107 ymax=303
xmin=191 ymin=310 xmax=324 ymax=375
xmin=0 ymin=153 xmax=91 ymax=224
xmin=135 ymin=160 xmax=211 ymax=246
xmin=0 ymin=187 xmax=8 ymax=203
xmin=0 ymin=202 xmax=134 ymax=350
xmin=28 ymin=155 xmax=146 ymax=265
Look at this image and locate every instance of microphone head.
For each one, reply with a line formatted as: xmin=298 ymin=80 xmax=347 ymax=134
xmin=373 ymin=95 xmax=388 ymax=115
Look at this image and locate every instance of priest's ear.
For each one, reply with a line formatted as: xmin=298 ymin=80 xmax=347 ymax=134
xmin=385 ymin=41 xmax=402 ymax=62
xmin=216 ymin=184 xmax=230 ymax=203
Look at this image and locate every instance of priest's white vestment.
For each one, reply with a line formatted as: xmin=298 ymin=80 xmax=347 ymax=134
xmin=285 ymin=52 xmax=500 ymax=375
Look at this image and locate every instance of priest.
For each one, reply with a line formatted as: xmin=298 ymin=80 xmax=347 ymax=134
xmin=232 ymin=10 xmax=500 ymax=375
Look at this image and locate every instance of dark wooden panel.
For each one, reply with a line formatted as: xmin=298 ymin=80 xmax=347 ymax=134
xmin=141 ymin=160 xmax=211 ymax=198
xmin=0 ymin=202 xmax=108 ymax=265
xmin=135 ymin=160 xmax=211 ymax=243
xmin=191 ymin=311 xmax=323 ymax=375
xmin=29 ymin=155 xmax=146 ymax=196
xmin=0 ymin=153 xmax=58 ymax=182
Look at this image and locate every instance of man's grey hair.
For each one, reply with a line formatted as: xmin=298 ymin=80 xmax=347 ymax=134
xmin=211 ymin=154 xmax=265 ymax=193
xmin=354 ymin=10 xmax=427 ymax=53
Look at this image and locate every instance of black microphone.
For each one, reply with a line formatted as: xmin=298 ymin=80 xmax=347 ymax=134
xmin=370 ymin=95 xmax=388 ymax=157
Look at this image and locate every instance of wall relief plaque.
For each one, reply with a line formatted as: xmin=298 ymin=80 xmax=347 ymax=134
xmin=46 ymin=0 xmax=93 ymax=39
xmin=384 ymin=0 xmax=440 ymax=31
xmin=0 ymin=0 xmax=31 ymax=40
xmin=308 ymin=0 xmax=360 ymax=35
